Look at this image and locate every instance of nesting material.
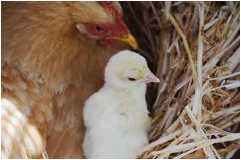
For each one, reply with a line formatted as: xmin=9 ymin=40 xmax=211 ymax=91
xmin=122 ymin=1 xmax=240 ymax=159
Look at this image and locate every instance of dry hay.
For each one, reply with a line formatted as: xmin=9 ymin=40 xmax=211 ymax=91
xmin=122 ymin=1 xmax=240 ymax=159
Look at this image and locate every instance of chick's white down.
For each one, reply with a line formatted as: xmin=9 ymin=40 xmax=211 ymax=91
xmin=83 ymin=50 xmax=159 ymax=159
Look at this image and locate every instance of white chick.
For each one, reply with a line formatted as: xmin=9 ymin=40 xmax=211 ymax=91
xmin=83 ymin=50 xmax=159 ymax=159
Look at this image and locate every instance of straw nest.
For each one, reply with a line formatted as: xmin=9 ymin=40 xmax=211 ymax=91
xmin=121 ymin=1 xmax=240 ymax=159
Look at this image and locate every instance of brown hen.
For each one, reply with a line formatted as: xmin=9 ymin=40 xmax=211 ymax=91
xmin=1 ymin=1 xmax=137 ymax=158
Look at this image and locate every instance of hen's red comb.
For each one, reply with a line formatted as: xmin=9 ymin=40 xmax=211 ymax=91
xmin=98 ymin=1 xmax=113 ymax=7
xmin=98 ymin=1 xmax=130 ymax=35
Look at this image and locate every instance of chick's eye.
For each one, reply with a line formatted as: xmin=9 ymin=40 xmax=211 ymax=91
xmin=128 ymin=78 xmax=136 ymax=81
xmin=95 ymin=25 xmax=104 ymax=32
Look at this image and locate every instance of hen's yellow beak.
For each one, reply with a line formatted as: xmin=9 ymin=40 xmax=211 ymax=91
xmin=108 ymin=34 xmax=138 ymax=50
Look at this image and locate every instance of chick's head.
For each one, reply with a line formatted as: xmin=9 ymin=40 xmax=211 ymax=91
xmin=105 ymin=50 xmax=159 ymax=89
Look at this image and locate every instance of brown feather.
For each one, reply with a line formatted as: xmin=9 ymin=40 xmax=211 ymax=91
xmin=2 ymin=1 xmax=130 ymax=158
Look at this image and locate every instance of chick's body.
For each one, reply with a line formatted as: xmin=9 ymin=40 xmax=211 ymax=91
xmin=84 ymin=84 xmax=150 ymax=158
xmin=83 ymin=50 xmax=159 ymax=159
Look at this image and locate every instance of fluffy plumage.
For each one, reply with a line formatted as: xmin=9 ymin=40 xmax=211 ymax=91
xmin=1 ymin=99 xmax=45 ymax=158
xmin=1 ymin=2 xmax=136 ymax=158
xmin=1 ymin=66 xmax=53 ymax=158
xmin=83 ymin=50 xmax=159 ymax=159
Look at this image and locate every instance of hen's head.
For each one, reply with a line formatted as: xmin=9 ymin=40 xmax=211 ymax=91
xmin=70 ymin=1 xmax=137 ymax=49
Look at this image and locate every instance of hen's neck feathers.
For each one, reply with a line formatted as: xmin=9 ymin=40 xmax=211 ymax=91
xmin=2 ymin=2 xmax=127 ymax=93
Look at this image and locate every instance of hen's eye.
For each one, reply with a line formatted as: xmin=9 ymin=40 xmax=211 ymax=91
xmin=95 ymin=25 xmax=104 ymax=32
xmin=128 ymin=78 xmax=136 ymax=81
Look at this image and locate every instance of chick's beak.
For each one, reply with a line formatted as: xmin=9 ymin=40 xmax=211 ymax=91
xmin=141 ymin=72 xmax=160 ymax=83
xmin=108 ymin=34 xmax=138 ymax=50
